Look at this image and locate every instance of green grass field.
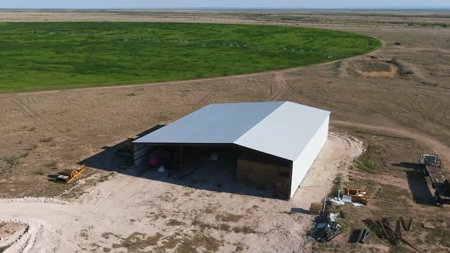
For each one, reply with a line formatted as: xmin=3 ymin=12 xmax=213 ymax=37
xmin=0 ymin=22 xmax=381 ymax=92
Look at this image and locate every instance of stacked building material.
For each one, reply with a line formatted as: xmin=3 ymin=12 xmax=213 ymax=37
xmin=237 ymin=152 xmax=290 ymax=192
xmin=309 ymin=202 xmax=323 ymax=215
xmin=342 ymin=187 xmax=369 ymax=205
xmin=364 ymin=217 xmax=418 ymax=252
xmin=357 ymin=229 xmax=373 ymax=243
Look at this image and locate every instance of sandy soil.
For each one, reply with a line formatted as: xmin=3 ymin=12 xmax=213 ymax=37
xmin=0 ymin=133 xmax=362 ymax=253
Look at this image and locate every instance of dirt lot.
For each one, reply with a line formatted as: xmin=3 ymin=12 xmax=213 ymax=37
xmin=1 ymin=133 xmax=362 ymax=252
xmin=1 ymin=10 xmax=450 ymax=253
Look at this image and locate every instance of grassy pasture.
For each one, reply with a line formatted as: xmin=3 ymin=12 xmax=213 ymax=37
xmin=0 ymin=22 xmax=381 ymax=92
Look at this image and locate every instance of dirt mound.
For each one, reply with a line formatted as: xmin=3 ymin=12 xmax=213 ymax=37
xmin=347 ymin=58 xmax=399 ymax=78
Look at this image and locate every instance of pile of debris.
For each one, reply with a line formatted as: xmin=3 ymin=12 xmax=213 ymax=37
xmin=308 ymin=200 xmax=343 ymax=242
xmin=329 ymin=187 xmax=369 ymax=206
xmin=355 ymin=228 xmax=372 ymax=244
xmin=315 ymin=215 xmax=343 ymax=242
xmin=364 ymin=217 xmax=418 ymax=252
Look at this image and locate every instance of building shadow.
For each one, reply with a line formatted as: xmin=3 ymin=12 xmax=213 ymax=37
xmin=348 ymin=230 xmax=361 ymax=243
xmin=290 ymin=207 xmax=309 ymax=214
xmin=391 ymin=162 xmax=434 ymax=206
xmin=78 ymin=125 xmax=165 ymax=175
xmin=135 ymin=147 xmax=280 ymax=199
xmin=78 ymin=126 xmax=281 ymax=199
xmin=391 ymin=162 xmax=421 ymax=170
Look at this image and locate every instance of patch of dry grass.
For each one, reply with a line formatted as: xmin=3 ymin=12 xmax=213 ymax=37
xmin=79 ymin=229 xmax=89 ymax=240
xmin=174 ymin=234 xmax=223 ymax=253
xmin=192 ymin=216 xmax=256 ymax=234
xmin=146 ymin=211 xmax=168 ymax=220
xmin=111 ymin=232 xmax=163 ymax=251
xmin=215 ymin=213 xmax=244 ymax=222
xmin=166 ymin=219 xmax=186 ymax=227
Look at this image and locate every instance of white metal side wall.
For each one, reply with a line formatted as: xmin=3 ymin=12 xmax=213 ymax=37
xmin=289 ymin=116 xmax=329 ymax=198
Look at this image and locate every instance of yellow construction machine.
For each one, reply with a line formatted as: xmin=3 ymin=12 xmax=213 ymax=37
xmin=49 ymin=164 xmax=85 ymax=184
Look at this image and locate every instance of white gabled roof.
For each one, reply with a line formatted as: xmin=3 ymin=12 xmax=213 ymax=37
xmin=134 ymin=101 xmax=330 ymax=161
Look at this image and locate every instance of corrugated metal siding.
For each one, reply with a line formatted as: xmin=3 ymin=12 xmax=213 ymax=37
xmin=290 ymin=116 xmax=329 ymax=198
xmin=133 ymin=144 xmax=153 ymax=169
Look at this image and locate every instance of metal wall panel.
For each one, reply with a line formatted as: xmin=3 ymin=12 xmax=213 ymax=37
xmin=133 ymin=144 xmax=153 ymax=169
xmin=290 ymin=116 xmax=329 ymax=198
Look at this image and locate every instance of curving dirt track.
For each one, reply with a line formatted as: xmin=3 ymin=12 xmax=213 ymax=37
xmin=265 ymin=72 xmax=302 ymax=102
xmin=331 ymin=121 xmax=450 ymax=165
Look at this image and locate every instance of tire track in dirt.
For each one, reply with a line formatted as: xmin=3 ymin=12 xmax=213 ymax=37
xmin=265 ymin=73 xmax=286 ymax=101
xmin=11 ymin=97 xmax=58 ymax=135
xmin=331 ymin=120 xmax=450 ymax=165
xmin=265 ymin=72 xmax=306 ymax=102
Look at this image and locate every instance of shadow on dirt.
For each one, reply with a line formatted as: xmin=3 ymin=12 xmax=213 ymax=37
xmin=78 ymin=125 xmax=281 ymax=199
xmin=348 ymin=230 xmax=362 ymax=243
xmin=392 ymin=162 xmax=434 ymax=206
xmin=290 ymin=207 xmax=309 ymax=214
xmin=78 ymin=125 xmax=165 ymax=172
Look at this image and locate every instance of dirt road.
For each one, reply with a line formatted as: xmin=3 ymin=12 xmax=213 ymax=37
xmin=332 ymin=121 xmax=450 ymax=165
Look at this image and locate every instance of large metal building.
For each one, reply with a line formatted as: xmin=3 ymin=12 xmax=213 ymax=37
xmin=133 ymin=101 xmax=330 ymax=199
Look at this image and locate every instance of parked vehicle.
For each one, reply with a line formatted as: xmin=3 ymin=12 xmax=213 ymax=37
xmin=418 ymin=154 xmax=450 ymax=206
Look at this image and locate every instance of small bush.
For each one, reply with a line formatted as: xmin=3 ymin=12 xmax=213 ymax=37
xmin=40 ymin=137 xmax=54 ymax=143
xmin=355 ymin=143 xmax=387 ymax=173
xmin=329 ymin=174 xmax=343 ymax=198
xmin=357 ymin=163 xmax=377 ymax=174
xmin=3 ymin=156 xmax=19 ymax=169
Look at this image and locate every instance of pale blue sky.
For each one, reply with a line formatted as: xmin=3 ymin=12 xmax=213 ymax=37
xmin=1 ymin=0 xmax=449 ymax=9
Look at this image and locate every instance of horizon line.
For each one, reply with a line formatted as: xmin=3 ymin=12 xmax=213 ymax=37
xmin=1 ymin=7 xmax=450 ymax=11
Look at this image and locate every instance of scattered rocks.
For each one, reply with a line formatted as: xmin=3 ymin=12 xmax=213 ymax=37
xmin=423 ymin=223 xmax=435 ymax=229
xmin=0 ymin=197 xmax=70 ymax=205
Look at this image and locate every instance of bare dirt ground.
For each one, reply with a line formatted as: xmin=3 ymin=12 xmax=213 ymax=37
xmin=1 ymin=10 xmax=450 ymax=253
xmin=0 ymin=133 xmax=362 ymax=253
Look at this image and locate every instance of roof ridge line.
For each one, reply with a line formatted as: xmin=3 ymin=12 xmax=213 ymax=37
xmin=232 ymin=101 xmax=287 ymax=143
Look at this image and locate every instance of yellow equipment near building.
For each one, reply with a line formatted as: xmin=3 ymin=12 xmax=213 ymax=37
xmin=56 ymin=164 xmax=85 ymax=184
